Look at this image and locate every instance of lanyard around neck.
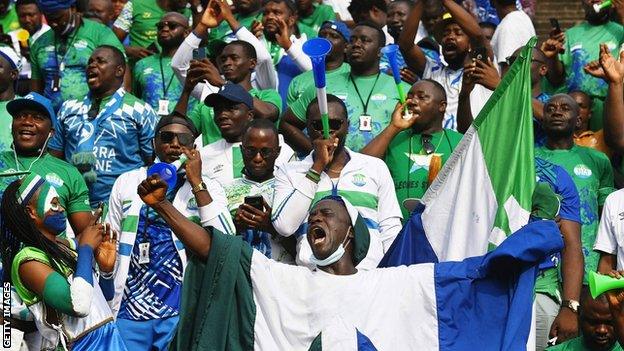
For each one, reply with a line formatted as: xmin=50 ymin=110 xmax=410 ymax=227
xmin=349 ymin=73 xmax=380 ymax=115
xmin=159 ymin=56 xmax=176 ymax=98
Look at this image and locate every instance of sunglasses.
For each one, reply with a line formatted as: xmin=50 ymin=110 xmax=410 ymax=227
xmin=422 ymin=134 xmax=435 ymax=155
xmin=156 ymin=21 xmax=183 ymax=31
xmin=241 ymin=147 xmax=275 ymax=159
xmin=310 ymin=119 xmax=343 ymax=132
xmin=158 ymin=131 xmax=194 ymax=146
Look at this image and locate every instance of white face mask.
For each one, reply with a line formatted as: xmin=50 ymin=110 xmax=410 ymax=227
xmin=310 ymin=226 xmax=352 ymax=267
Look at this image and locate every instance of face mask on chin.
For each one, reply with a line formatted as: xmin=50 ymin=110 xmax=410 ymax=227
xmin=309 ymin=226 xmax=352 ymax=267
xmin=38 ymin=186 xmax=67 ymax=235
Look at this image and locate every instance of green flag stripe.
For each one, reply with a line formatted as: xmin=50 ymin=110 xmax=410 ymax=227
xmin=312 ymin=190 xmax=379 ymax=210
xmin=474 ymin=37 xmax=537 ymax=235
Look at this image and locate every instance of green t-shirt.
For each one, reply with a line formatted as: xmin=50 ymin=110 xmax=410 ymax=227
xmin=298 ymin=4 xmax=336 ymax=34
xmin=290 ymin=71 xmax=411 ymax=152
xmin=133 ymin=54 xmax=196 ymax=114
xmin=287 ymin=63 xmax=350 ymax=106
xmin=207 ymin=12 xmax=262 ymax=46
xmin=0 ymin=99 xmax=14 ymax=152
xmin=542 ymin=21 xmax=624 ymax=131
xmin=30 ymin=19 xmax=125 ymax=111
xmin=535 ymin=267 xmax=560 ymax=303
xmin=0 ymin=152 xmax=92 ymax=214
xmin=129 ymin=0 xmax=191 ymax=48
xmin=546 ymin=336 xmax=623 ymax=351
xmin=189 ymin=88 xmax=282 ymax=145
xmin=0 ymin=5 xmax=20 ymax=33
xmin=535 ymin=145 xmax=615 ymax=280
xmin=384 ymin=129 xmax=463 ymax=219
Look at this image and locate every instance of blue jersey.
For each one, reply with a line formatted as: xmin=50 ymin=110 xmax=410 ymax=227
xmin=49 ymin=89 xmax=157 ymax=206
xmin=118 ymin=204 xmax=183 ymax=320
xmin=534 ymin=92 xmax=551 ymax=147
xmin=535 ymin=157 xmax=581 ymax=270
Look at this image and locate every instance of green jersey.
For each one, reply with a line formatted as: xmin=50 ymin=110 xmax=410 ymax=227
xmin=207 ymin=12 xmax=262 ymax=43
xmin=298 ymin=4 xmax=336 ymax=34
xmin=189 ymin=88 xmax=282 ymax=146
xmin=384 ymin=129 xmax=463 ymax=219
xmin=0 ymin=152 xmax=91 ymax=214
xmin=287 ymin=63 xmax=350 ymax=106
xmin=30 ymin=19 xmax=125 ymax=111
xmin=113 ymin=0 xmax=192 ymax=48
xmin=290 ymin=71 xmax=411 ymax=152
xmin=0 ymin=4 xmax=20 ymax=33
xmin=546 ymin=336 xmax=623 ymax=351
xmin=133 ymin=54 xmax=196 ymax=114
xmin=535 ymin=145 xmax=615 ymax=280
xmin=0 ymin=99 xmax=15 ymax=152
xmin=543 ymin=21 xmax=624 ymax=131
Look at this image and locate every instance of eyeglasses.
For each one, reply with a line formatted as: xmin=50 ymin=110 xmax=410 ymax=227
xmin=310 ymin=119 xmax=343 ymax=132
xmin=241 ymin=147 xmax=275 ymax=159
xmin=422 ymin=134 xmax=435 ymax=155
xmin=158 ymin=131 xmax=194 ymax=146
xmin=156 ymin=21 xmax=183 ymax=31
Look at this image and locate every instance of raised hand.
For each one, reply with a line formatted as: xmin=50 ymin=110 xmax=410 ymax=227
xmin=391 ymin=102 xmax=418 ymax=130
xmin=181 ymin=146 xmax=202 ymax=188
xmin=138 ymin=175 xmax=168 ymax=207
xmin=78 ymin=206 xmax=105 ymax=250
xmin=471 ymin=58 xmax=501 ymax=91
xmin=187 ymin=58 xmax=226 ymax=87
xmin=311 ymin=137 xmax=339 ymax=172
xmin=275 ymin=17 xmax=292 ymax=50
xmin=251 ymin=20 xmax=264 ymax=38
xmin=600 ymin=43 xmax=624 ymax=84
xmin=199 ymin=0 xmax=223 ymax=28
xmin=96 ymin=224 xmax=118 ymax=273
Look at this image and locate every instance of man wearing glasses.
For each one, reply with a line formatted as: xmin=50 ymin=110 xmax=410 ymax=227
xmin=199 ymin=83 xmax=295 ymax=185
xmin=106 ymin=114 xmax=233 ymax=350
xmin=272 ymin=94 xmax=402 ymax=270
xmin=133 ymin=12 xmax=190 ymax=116
xmin=361 ymin=79 xmax=462 ymax=220
xmin=216 ymin=118 xmax=297 ymax=263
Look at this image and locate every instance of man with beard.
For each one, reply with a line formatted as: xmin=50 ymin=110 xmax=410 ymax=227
xmin=112 ymin=0 xmax=190 ymax=62
xmin=541 ymin=0 xmax=624 ymax=130
xmin=49 ymin=45 xmax=157 ymax=207
xmin=133 ymin=12 xmax=190 ymax=116
xmin=399 ymin=0 xmax=493 ymax=131
xmin=272 ymin=94 xmax=402 ymax=269
xmin=258 ymin=0 xmax=315 ymax=107
xmin=536 ymin=94 xmax=614 ymax=283
xmin=30 ymin=0 xmax=126 ymax=111
xmin=106 ymin=115 xmax=233 ymax=350
xmin=280 ymin=22 xmax=409 ymax=153
xmin=295 ymin=0 xmax=336 ymax=34
xmin=360 ymin=79 xmax=463 ymax=220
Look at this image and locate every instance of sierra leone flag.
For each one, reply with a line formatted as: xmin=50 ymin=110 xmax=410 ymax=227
xmin=380 ymin=37 xmax=538 ymax=266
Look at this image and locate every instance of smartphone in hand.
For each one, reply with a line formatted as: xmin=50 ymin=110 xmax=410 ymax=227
xmin=244 ymin=195 xmax=264 ymax=211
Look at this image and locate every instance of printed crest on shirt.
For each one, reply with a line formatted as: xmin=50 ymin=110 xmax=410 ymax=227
xmin=45 ymin=173 xmax=64 ymax=188
xmin=370 ymin=94 xmax=387 ymax=101
xmin=573 ymin=164 xmax=592 ymax=179
xmin=351 ymin=173 xmax=367 ymax=187
xmin=74 ymin=40 xmax=88 ymax=50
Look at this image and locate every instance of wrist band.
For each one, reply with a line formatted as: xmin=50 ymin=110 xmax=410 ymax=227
xmin=306 ymin=169 xmax=321 ymax=183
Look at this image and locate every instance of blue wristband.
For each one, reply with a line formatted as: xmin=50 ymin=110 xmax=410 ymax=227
xmin=75 ymin=245 xmax=94 ymax=286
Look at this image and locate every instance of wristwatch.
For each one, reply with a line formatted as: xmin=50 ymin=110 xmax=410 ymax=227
xmin=562 ymin=299 xmax=580 ymax=313
xmin=191 ymin=181 xmax=207 ymax=194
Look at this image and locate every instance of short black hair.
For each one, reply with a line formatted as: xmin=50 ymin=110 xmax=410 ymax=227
xmin=389 ymin=0 xmax=414 ymax=9
xmin=354 ymin=21 xmax=386 ymax=47
xmin=306 ymin=94 xmax=347 ymax=121
xmin=95 ymin=45 xmax=125 ymax=67
xmin=348 ymin=0 xmax=387 ymax=16
xmin=420 ymin=78 xmax=447 ymax=102
xmin=15 ymin=0 xmax=39 ymax=9
xmin=492 ymin=0 xmax=517 ymax=5
xmin=224 ymin=40 xmax=257 ymax=60
xmin=243 ymin=118 xmax=279 ymax=144
xmin=479 ymin=22 xmax=497 ymax=31
xmin=262 ymin=0 xmax=297 ymax=15
xmin=155 ymin=114 xmax=199 ymax=137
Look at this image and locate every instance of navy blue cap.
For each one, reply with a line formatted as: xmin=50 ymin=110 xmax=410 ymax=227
xmin=204 ymin=83 xmax=254 ymax=110
xmin=37 ymin=0 xmax=76 ymax=13
xmin=320 ymin=20 xmax=351 ymax=42
xmin=7 ymin=92 xmax=56 ymax=121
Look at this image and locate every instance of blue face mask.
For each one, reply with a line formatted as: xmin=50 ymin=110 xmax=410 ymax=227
xmin=309 ymin=226 xmax=352 ymax=267
xmin=43 ymin=212 xmax=67 ymax=235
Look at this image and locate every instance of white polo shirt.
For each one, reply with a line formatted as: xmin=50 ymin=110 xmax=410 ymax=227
xmin=594 ymin=188 xmax=624 ymax=269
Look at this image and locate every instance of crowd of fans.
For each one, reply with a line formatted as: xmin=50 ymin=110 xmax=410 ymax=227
xmin=3 ymin=0 xmax=624 ymax=349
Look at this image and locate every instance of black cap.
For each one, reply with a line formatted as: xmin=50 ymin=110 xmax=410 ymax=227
xmin=204 ymin=83 xmax=254 ymax=110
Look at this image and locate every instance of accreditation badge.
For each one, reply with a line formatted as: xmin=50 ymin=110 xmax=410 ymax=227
xmin=359 ymin=114 xmax=372 ymax=131
xmin=157 ymin=99 xmax=170 ymax=116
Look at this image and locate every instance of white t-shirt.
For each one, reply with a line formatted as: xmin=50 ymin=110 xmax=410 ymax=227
xmin=594 ymin=189 xmax=624 ymax=269
xmin=491 ymin=10 xmax=536 ymax=64
xmin=200 ymin=135 xmax=296 ymax=186
xmin=423 ymin=57 xmax=493 ymax=130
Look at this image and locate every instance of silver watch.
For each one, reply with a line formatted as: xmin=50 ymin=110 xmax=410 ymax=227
xmin=562 ymin=299 xmax=579 ymax=313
